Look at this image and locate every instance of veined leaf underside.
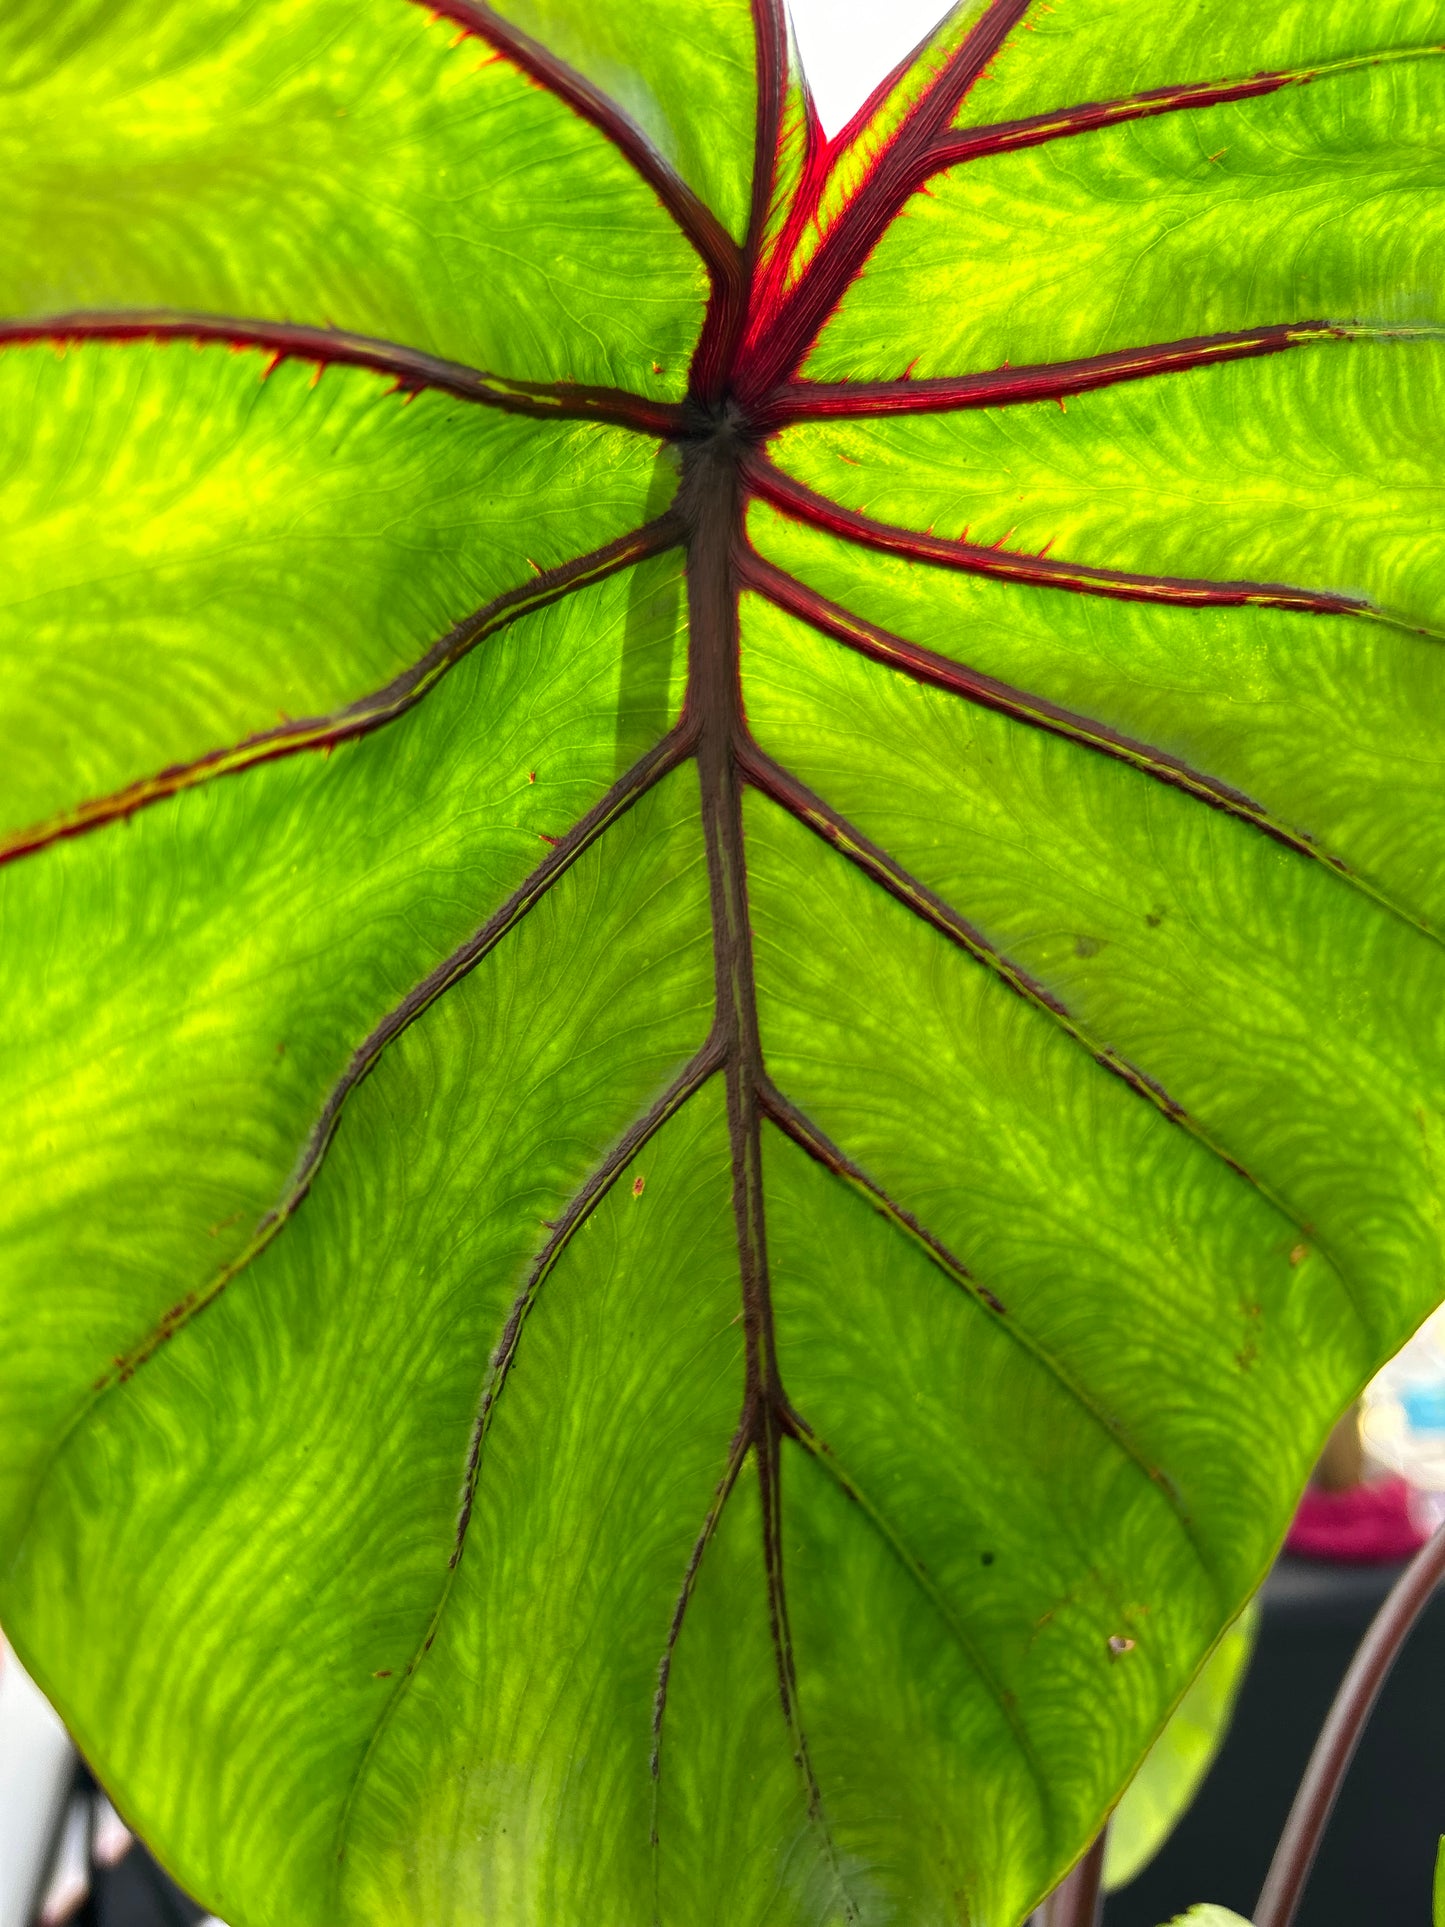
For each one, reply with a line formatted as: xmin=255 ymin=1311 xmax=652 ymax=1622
xmin=7 ymin=0 xmax=1445 ymax=1918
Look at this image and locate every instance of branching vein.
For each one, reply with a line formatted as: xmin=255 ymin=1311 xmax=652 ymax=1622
xmin=748 ymin=455 xmax=1391 ymax=621
xmin=741 ymin=552 xmax=1445 ymax=960
xmin=5 ymin=725 xmax=696 ymax=1597
xmin=332 ymin=1032 xmax=726 ymax=1892
xmin=758 ymin=1078 xmax=1215 ymax=1589
xmin=738 ymin=739 xmax=1370 ymax=1338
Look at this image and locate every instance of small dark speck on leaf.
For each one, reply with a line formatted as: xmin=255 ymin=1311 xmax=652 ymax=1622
xmin=538 ymin=831 xmax=560 ymax=846
xmin=1290 ymin=1243 xmax=1308 ymax=1266
xmin=373 ymin=1669 xmax=392 ymax=1679
xmin=1145 ymin=908 xmax=1165 ymax=927
xmin=1074 ymin=934 xmax=1103 ymax=958
xmin=631 ymin=1175 xmax=645 ymax=1198
xmin=527 ymin=770 xmax=537 ymax=784
xmin=651 ymin=362 xmax=664 ymax=375
xmin=1108 ymin=1635 xmax=1136 ymax=1657
xmin=981 ymin=1551 xmax=995 ymax=1566
xmin=276 ymin=1040 xmax=286 ymax=1057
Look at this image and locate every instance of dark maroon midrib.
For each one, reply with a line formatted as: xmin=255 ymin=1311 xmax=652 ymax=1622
xmin=679 ymin=425 xmax=796 ymax=1668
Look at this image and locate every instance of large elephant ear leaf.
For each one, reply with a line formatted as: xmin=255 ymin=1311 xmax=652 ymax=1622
xmin=2 ymin=3 xmax=1443 ymax=1925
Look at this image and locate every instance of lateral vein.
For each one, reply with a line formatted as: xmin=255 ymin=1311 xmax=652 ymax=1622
xmin=741 ymin=553 xmax=1445 ymax=961
xmin=0 ymin=310 xmax=685 ymax=435
xmin=758 ymin=1078 xmax=1216 ymax=1593
xmin=924 ymin=42 xmax=1445 ymax=176
xmin=782 ymin=1405 xmax=1057 ymax=1845
xmin=331 ymin=1033 xmax=726 ymax=1895
xmin=760 ymin=321 xmax=1445 ymax=425
xmin=4 ymin=727 xmax=697 ymax=1590
xmin=738 ymin=741 xmax=1371 ymax=1339
xmin=2 ymin=514 xmax=684 ymax=868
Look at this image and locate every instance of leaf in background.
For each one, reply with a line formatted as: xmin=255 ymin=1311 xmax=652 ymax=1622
xmin=1159 ymin=1909 xmax=1254 ymax=1927
xmin=2 ymin=2 xmax=1444 ymax=1924
xmin=1105 ymin=1604 xmax=1259 ymax=1891
xmin=1434 ymin=1834 xmax=1445 ymax=1927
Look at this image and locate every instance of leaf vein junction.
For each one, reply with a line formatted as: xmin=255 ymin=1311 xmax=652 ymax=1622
xmin=5 ymin=727 xmax=695 ymax=1587
xmin=738 ymin=740 xmax=1373 ymax=1343
xmin=783 ymin=1407 xmax=1057 ymax=1848
xmin=757 ymin=1078 xmax=1218 ymax=1596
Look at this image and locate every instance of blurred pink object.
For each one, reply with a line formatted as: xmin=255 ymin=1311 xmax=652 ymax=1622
xmin=1286 ymin=1473 xmax=1430 ymax=1564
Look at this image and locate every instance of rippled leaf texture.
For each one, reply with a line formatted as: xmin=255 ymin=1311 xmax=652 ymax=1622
xmin=2 ymin=3 xmax=1444 ymax=1923
xmin=1104 ymin=1605 xmax=1257 ymax=1892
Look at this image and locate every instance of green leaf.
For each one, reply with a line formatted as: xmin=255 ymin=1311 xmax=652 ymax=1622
xmin=1 ymin=4 xmax=1443 ymax=1925
xmin=1434 ymin=1834 xmax=1445 ymax=1927
xmin=1105 ymin=1604 xmax=1258 ymax=1891
xmin=1158 ymin=1909 xmax=1254 ymax=1927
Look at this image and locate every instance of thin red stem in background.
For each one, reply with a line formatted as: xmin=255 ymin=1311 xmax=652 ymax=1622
xmin=1254 ymin=1517 xmax=1445 ymax=1927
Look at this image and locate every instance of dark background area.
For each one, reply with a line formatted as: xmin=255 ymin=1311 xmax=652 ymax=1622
xmin=1107 ymin=1555 xmax=1445 ymax=1927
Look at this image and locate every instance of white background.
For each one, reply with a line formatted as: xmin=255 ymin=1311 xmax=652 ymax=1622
xmin=787 ymin=0 xmax=952 ymax=133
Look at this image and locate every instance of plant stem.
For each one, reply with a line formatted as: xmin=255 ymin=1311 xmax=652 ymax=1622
xmin=1030 ymin=1827 xmax=1107 ymax=1927
xmin=1254 ymin=1513 xmax=1445 ymax=1927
